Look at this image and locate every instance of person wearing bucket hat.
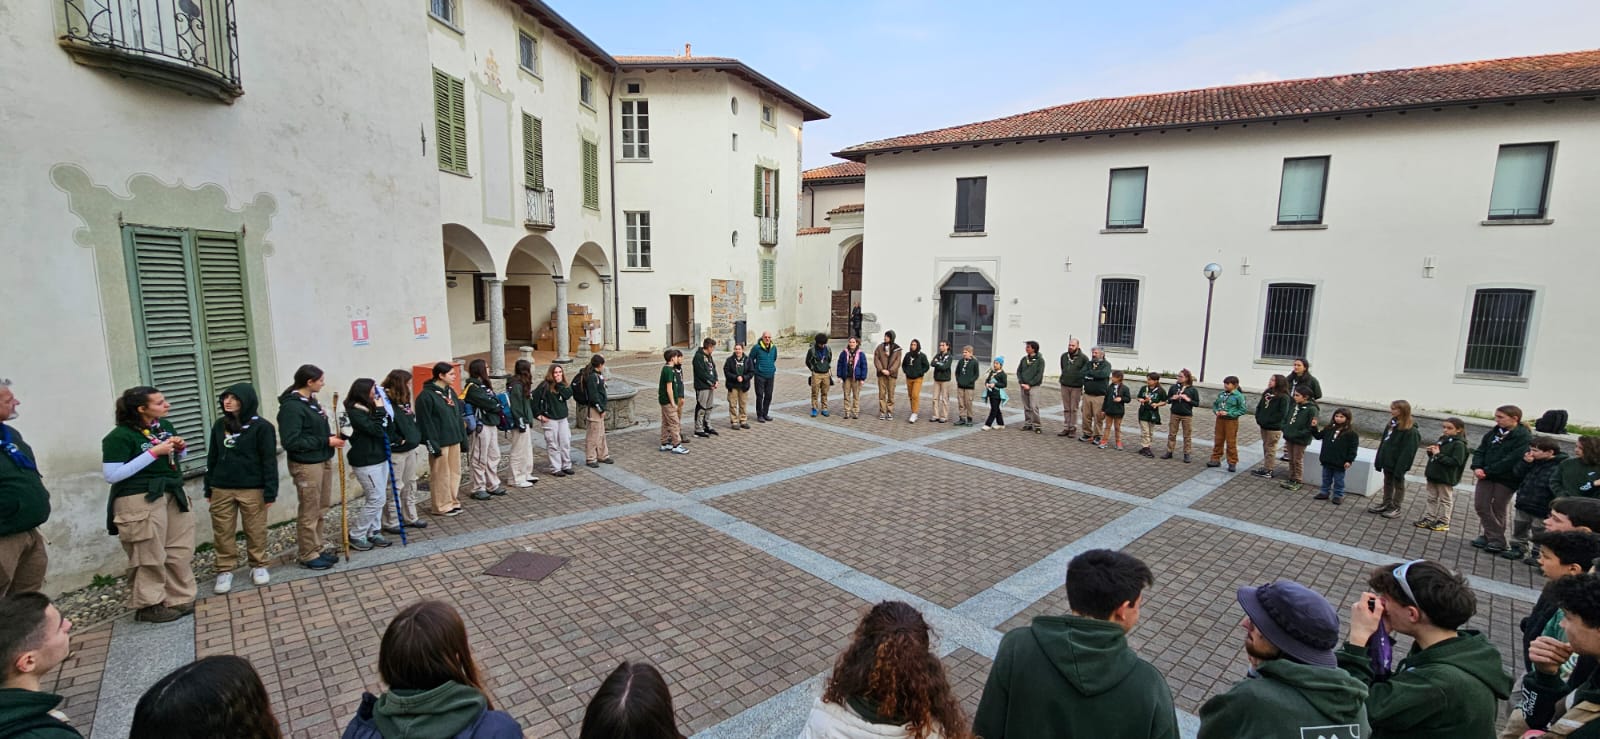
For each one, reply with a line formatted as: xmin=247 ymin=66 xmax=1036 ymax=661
xmin=1197 ymin=581 xmax=1369 ymax=739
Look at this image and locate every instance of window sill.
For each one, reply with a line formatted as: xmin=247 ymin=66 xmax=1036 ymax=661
xmin=439 ymin=168 xmax=472 ymax=179
xmin=628 ymin=327 xmax=651 ymax=333
xmin=580 ymin=101 xmax=597 ymax=113
xmin=620 ymin=267 xmax=653 ymax=273
xmin=1481 ymin=218 xmax=1553 ymax=226
xmin=949 ymin=231 xmax=987 ymax=238
xmin=1252 ymin=358 xmax=1297 ymax=370
xmin=1104 ymin=347 xmax=1139 ymax=357
xmin=1454 ymin=372 xmax=1529 ymax=386
xmin=1099 ymin=228 xmax=1147 ymax=234
xmin=518 ymin=65 xmax=540 ymax=78
xmin=583 ymin=205 xmax=601 ymax=213
xmin=1270 ymin=223 xmax=1327 ymax=231
xmin=428 ymin=14 xmax=464 ymax=35
xmin=617 ymin=158 xmax=652 ymax=164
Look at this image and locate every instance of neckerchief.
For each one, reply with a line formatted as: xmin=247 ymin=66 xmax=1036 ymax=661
xmin=142 ymin=421 xmax=177 ymax=469
xmin=1383 ymin=418 xmax=1396 ymax=443
xmin=0 ymin=424 xmax=36 ymax=472
xmin=1491 ymin=426 xmax=1512 ymax=444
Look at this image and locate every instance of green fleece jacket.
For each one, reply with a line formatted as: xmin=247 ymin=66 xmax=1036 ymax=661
xmin=1556 ymin=456 xmax=1600 ymax=498
xmin=0 ymin=689 xmax=81 ymax=738
xmin=902 ymin=350 xmax=930 ymax=380
xmin=1059 ymin=350 xmax=1088 ymax=387
xmin=1016 ymin=354 xmax=1045 ymax=386
xmin=1213 ymin=388 xmax=1249 ymax=420
xmin=1337 ymin=630 xmax=1511 ymax=739
xmin=1425 ymin=435 xmax=1470 ymax=486
xmin=0 ymin=424 xmax=50 ymax=537
xmin=577 ymin=369 xmax=609 ymax=412
xmin=388 ymin=402 xmax=423 ymax=453
xmin=1137 ymin=384 xmax=1167 ymax=424
xmin=1317 ymin=426 xmax=1359 ymax=469
xmin=955 ymin=357 xmax=981 ymax=390
xmin=1471 ymin=424 xmax=1532 ymax=487
xmin=414 ymin=380 xmax=467 ymax=456
xmin=203 ymin=383 xmax=279 ymax=503
xmin=693 ymin=350 xmax=719 ymax=390
xmin=1102 ymin=382 xmax=1131 ymax=418
xmin=507 ymin=380 xmax=535 ymax=429
xmin=344 ymin=403 xmax=391 ymax=468
xmin=1282 ymin=401 xmax=1321 ymax=445
xmin=1374 ymin=421 xmax=1421 ymax=475
xmin=276 ymin=389 xmax=334 ymax=464
xmin=974 ymin=615 xmax=1178 ymax=739
xmin=1287 ymin=371 xmax=1323 ymax=401
xmin=1082 ymin=359 xmax=1113 ymax=396
xmin=1254 ymin=391 xmax=1288 ymax=431
xmin=531 ymin=382 xmax=572 ymax=421
xmin=1197 ymin=659 xmax=1370 ymax=739
xmin=931 ymin=351 xmax=953 ymax=382
xmin=462 ymin=379 xmax=501 ymax=428
xmin=1166 ymin=384 xmax=1199 ymax=417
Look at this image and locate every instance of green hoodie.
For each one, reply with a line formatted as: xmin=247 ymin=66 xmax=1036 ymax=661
xmin=1058 ymin=350 xmax=1088 ymax=387
xmin=1425 ymin=435 xmax=1469 ymax=486
xmin=955 ymin=357 xmax=981 ymax=390
xmin=203 ymin=384 xmax=280 ymax=503
xmin=414 ymin=380 xmax=467 ymax=456
xmin=1254 ymin=391 xmax=1288 ymax=431
xmin=1197 ymin=659 xmax=1370 ymax=739
xmin=373 ymin=681 xmax=489 ymax=739
xmin=902 ymin=350 xmax=930 ymax=380
xmin=506 ymin=380 xmax=535 ymax=428
xmin=1471 ymin=424 xmax=1532 ymax=487
xmin=531 ymin=382 xmax=572 ymax=421
xmin=389 ymin=401 xmax=423 ymax=454
xmin=344 ymin=403 xmax=392 ymax=468
xmin=0 ymin=424 xmax=51 ymax=537
xmin=1337 ymin=630 xmax=1512 ymax=739
xmin=276 ymin=389 xmax=334 ymax=464
xmin=0 ymin=688 xmax=82 ymax=738
xmin=1282 ymin=401 xmax=1320 ymax=445
xmin=931 ymin=351 xmax=953 ymax=382
xmin=974 ymin=615 xmax=1178 ymax=739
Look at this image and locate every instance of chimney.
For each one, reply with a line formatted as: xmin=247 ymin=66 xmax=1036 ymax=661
xmin=683 ymin=43 xmax=691 ymax=58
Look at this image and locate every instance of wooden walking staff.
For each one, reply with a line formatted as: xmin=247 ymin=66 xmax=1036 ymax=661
xmin=334 ymin=390 xmax=350 ymax=562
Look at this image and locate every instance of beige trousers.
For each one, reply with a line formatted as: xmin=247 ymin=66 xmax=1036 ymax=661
xmin=427 ymin=444 xmax=463 ymax=514
xmin=113 ymin=493 xmax=196 ymax=609
xmin=1059 ymin=386 xmax=1083 ymax=432
xmin=382 ymin=447 xmax=425 ymax=527
xmin=810 ymin=372 xmax=830 ymax=411
xmin=932 ymin=380 xmax=950 ymax=420
xmin=468 ymin=428 xmax=501 ymax=493
xmin=208 ymin=487 xmax=268 ymax=570
xmin=727 ymin=389 xmax=748 ymax=425
xmin=843 ymin=380 xmax=862 ymax=416
xmin=1166 ymin=416 xmax=1193 ymax=454
xmin=660 ymin=403 xmax=682 ymax=445
xmin=958 ymin=387 xmax=975 ymax=419
xmin=585 ymin=407 xmax=610 ymax=460
xmin=877 ymin=376 xmax=898 ymax=414
xmin=1081 ymin=394 xmax=1104 ymax=436
xmin=289 ymin=460 xmax=333 ymax=562
xmin=1260 ymin=429 xmax=1282 ymax=472
xmin=0 ymin=528 xmax=48 ymax=596
xmin=508 ymin=427 xmax=538 ymax=483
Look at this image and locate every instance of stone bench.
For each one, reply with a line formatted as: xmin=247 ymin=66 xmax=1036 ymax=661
xmin=1249 ymin=438 xmax=1381 ymax=496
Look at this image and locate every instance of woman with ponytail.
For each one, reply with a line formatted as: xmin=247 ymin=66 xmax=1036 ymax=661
xmin=276 ymin=364 xmax=345 ymax=570
xmin=505 ymin=360 xmax=539 ymax=488
xmin=803 ymin=601 xmax=970 ymax=739
xmin=103 ymin=385 xmax=197 ymax=622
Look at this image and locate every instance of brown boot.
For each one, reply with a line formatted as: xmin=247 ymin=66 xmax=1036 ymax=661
xmin=135 ymin=604 xmax=186 ymax=623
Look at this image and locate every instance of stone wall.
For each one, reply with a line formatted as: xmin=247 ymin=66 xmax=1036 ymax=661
xmin=710 ymin=279 xmax=747 ymax=347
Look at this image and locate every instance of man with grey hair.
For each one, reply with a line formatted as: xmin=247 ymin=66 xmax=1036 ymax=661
xmin=1079 ymin=348 xmax=1114 ymax=442
xmin=0 ymin=380 xmax=50 ymax=596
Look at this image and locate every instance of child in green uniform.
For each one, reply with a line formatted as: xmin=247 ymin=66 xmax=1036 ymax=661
xmin=930 ymin=340 xmax=954 ymax=424
xmin=1099 ymin=371 xmax=1131 ymax=450
xmin=1417 ymin=418 xmax=1469 ymax=532
xmin=1278 ymin=387 xmax=1320 ymax=491
xmin=533 ymin=364 xmax=575 ymax=475
xmin=1370 ymin=400 xmax=1421 ymax=517
xmin=1313 ymin=408 xmax=1359 ymax=505
xmin=1251 ymin=374 xmax=1290 ymax=478
xmin=1162 ymin=369 xmax=1200 ymax=463
xmin=1208 ymin=376 xmax=1249 ymax=472
xmin=982 ymin=356 xmax=1008 ymax=430
xmin=1135 ymin=372 xmax=1166 ymax=457
xmin=658 ymin=350 xmax=688 ymax=454
xmin=203 ymin=383 xmax=277 ymax=593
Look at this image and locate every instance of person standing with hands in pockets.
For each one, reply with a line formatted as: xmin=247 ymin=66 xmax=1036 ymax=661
xmin=930 ymin=340 xmax=953 ymax=424
xmin=277 ymin=365 xmax=345 ymax=571
xmin=1017 ymin=341 xmax=1045 ymax=434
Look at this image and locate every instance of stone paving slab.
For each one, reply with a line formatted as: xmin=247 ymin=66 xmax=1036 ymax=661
xmin=930 ymin=424 xmax=1210 ymax=498
xmin=942 ymin=647 xmax=992 ymax=723
xmin=709 ymin=452 xmax=1134 ymax=608
xmin=48 ymin=623 xmax=111 ymax=734
xmin=622 ymin=419 xmax=876 ymax=494
xmin=998 ymin=517 xmax=1524 ymax=714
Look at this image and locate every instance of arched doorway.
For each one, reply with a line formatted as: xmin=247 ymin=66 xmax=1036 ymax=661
xmin=939 ymin=270 xmax=996 ymax=361
xmin=442 ymin=224 xmax=497 ymax=360
xmin=831 ymin=238 xmax=863 ymax=338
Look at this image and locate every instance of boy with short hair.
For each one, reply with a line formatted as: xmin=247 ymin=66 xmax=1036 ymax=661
xmin=804 ymin=333 xmax=832 ymax=418
xmin=1508 ymin=437 xmax=1570 ymax=563
xmin=1017 ymin=341 xmax=1046 ymax=433
xmin=1548 ymin=497 xmax=1600 ymax=534
xmin=657 ymin=349 xmax=688 ymax=455
xmin=1340 ymin=559 xmax=1512 ymax=738
xmin=1277 ymin=387 xmax=1319 ymax=490
xmin=1523 ymin=572 xmax=1600 ymax=738
xmin=1505 ymin=531 xmax=1600 ymax=737
xmin=930 ymin=340 xmax=954 ymax=424
xmin=1079 ymin=348 xmax=1113 ymax=441
xmin=1099 ymin=371 xmax=1131 ymax=451
xmin=955 ymin=346 xmax=980 ymax=427
xmin=1416 ymin=417 xmax=1470 ymax=532
xmin=1135 ymin=372 xmax=1166 ymax=458
xmin=0 ymin=592 xmax=81 ymax=738
xmin=1209 ymin=376 xmax=1249 ymax=472
xmin=692 ymin=338 xmax=720 ymax=438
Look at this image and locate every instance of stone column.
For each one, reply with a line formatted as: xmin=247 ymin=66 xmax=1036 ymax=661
xmin=553 ymin=275 xmax=571 ymax=364
xmin=486 ymin=277 xmax=506 ymax=377
xmin=599 ymin=274 xmax=615 ymax=350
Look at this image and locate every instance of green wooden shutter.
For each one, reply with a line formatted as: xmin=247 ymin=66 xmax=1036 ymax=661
xmin=449 ymin=75 xmax=468 ymax=174
xmin=522 ymin=112 xmax=545 ymax=189
xmin=125 ymin=226 xmax=209 ymax=466
xmin=582 ymin=140 xmax=599 ymax=209
xmin=196 ymin=230 xmax=255 ymax=407
xmin=753 ymin=165 xmax=764 ymax=216
xmin=760 ymin=256 xmax=776 ymax=302
xmin=433 ymin=69 xmax=455 ymax=172
xmin=773 ymin=169 xmax=779 ymax=218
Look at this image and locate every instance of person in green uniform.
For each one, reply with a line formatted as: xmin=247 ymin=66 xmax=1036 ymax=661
xmin=1057 ymin=338 xmax=1088 ymax=438
xmin=1277 ymin=387 xmax=1320 ymax=490
xmin=1209 ymin=376 xmax=1249 ymax=472
xmin=1340 ymin=559 xmax=1512 ymax=739
xmin=723 ymin=345 xmax=753 ymax=430
xmin=1370 ymin=400 xmax=1422 ymax=518
xmin=1099 ymin=371 xmax=1131 ymax=450
xmin=901 ymin=339 xmax=930 ymax=424
xmin=203 ymin=383 xmax=277 ymax=594
xmin=462 ymin=360 xmax=505 ymax=501
xmin=378 ymin=370 xmax=429 ymax=534
xmin=692 ymin=339 xmax=720 ymax=438
xmin=277 ymin=364 xmax=345 ymax=570
xmin=804 ymin=333 xmax=832 ymax=418
xmin=1079 ymin=348 xmax=1113 ymax=441
xmin=533 ymin=364 xmax=575 ymax=476
xmin=505 ymin=360 xmax=539 ymax=488
xmin=102 ymin=385 xmax=196 ymax=623
xmin=1556 ymin=436 xmax=1600 ymax=499
xmin=658 ymin=350 xmax=688 ymax=454
xmin=1250 ymin=375 xmax=1289 ymax=478
xmin=577 ymin=354 xmax=613 ymax=466
xmin=982 ymin=356 xmax=1009 ymax=430
xmin=1416 ymin=418 xmax=1469 ymax=532
xmin=1135 ymin=371 xmax=1167 ymax=457
xmin=1471 ymin=405 xmax=1533 ymax=554
xmin=930 ymin=340 xmax=954 ymax=424
xmin=342 ymin=378 xmax=393 ymax=551
xmin=1162 ymin=369 xmax=1201 ymax=463
xmin=954 ymin=345 xmax=980 ymax=427
xmin=1016 ymin=341 xmax=1046 ymax=433
xmin=415 ymin=362 xmax=467 ymax=518
xmin=1313 ymin=408 xmax=1359 ymax=505
xmin=0 ymin=592 xmax=82 ymax=738
xmin=0 ymin=382 xmax=50 ymax=597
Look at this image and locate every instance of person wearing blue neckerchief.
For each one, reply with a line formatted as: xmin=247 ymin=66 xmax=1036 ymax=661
xmin=0 ymin=380 xmax=51 ymax=597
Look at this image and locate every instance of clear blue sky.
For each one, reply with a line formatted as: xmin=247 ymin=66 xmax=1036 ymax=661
xmin=556 ymin=0 xmax=1599 ymax=170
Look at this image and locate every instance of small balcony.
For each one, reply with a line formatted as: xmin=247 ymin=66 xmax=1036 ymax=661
xmin=59 ymin=0 xmax=243 ymax=102
xmin=525 ymin=187 xmax=555 ymax=230
xmin=758 ymin=215 xmax=778 ymax=245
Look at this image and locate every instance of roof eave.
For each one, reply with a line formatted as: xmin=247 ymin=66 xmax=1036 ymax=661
xmin=616 ymin=59 xmax=830 ymax=121
xmin=802 ymin=175 xmax=865 ymax=186
xmin=511 ymin=0 xmax=618 ymax=70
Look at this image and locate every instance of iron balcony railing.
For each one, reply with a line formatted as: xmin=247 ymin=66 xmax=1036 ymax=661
xmin=525 ymin=187 xmax=555 ymax=230
xmin=758 ymin=215 xmax=778 ymax=245
xmin=60 ymin=0 xmax=241 ymax=100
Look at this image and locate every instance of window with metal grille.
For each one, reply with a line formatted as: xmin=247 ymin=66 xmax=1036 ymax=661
xmin=1106 ymin=168 xmax=1147 ymax=229
xmin=517 ymin=32 xmax=538 ymax=74
xmin=1464 ymin=288 xmax=1534 ymax=375
xmin=1096 ymin=278 xmax=1139 ymax=349
xmin=625 ymin=212 xmax=651 ymax=269
xmin=432 ymin=69 xmax=468 ymax=175
xmin=632 ymin=307 xmax=647 ymax=329
xmin=954 ymin=177 xmax=986 ymax=233
xmin=1277 ymin=157 xmax=1329 ymax=225
xmin=1487 ymin=143 xmax=1554 ymax=219
xmin=1261 ymin=283 xmax=1315 ymax=359
xmin=621 ymin=99 xmax=649 ymax=159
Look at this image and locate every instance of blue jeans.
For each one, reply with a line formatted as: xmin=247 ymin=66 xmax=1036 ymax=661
xmin=1321 ymin=466 xmax=1346 ymax=499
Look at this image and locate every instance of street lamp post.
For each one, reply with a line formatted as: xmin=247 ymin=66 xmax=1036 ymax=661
xmin=1200 ymin=263 xmax=1222 ymax=382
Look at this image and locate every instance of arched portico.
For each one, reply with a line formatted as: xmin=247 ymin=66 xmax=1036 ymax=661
xmin=442 ymin=224 xmax=499 ymax=364
xmin=572 ymin=241 xmax=613 ymax=351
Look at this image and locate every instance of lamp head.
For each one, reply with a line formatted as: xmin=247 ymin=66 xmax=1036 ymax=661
xmin=1203 ymin=263 xmax=1223 ymax=281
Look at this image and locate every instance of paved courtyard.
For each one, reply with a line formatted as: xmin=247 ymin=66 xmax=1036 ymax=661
xmin=53 ymin=355 xmax=1539 ymax=738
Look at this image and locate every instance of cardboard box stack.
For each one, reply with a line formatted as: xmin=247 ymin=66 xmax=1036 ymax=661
xmin=535 ymin=303 xmax=596 ymax=354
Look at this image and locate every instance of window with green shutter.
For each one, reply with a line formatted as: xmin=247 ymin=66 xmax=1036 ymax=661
xmin=522 ymin=112 xmax=544 ymax=189
xmin=582 ymin=140 xmax=600 ymax=209
xmin=124 ymin=226 xmax=255 ymax=471
xmin=759 ymin=254 xmax=776 ymax=303
xmin=433 ymin=69 xmax=468 ymax=175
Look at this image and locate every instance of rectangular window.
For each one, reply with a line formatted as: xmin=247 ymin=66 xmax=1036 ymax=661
xmin=731 ymin=133 xmax=738 ymax=152
xmin=1276 ymin=156 xmax=1329 ymax=225
xmin=954 ymin=177 xmax=987 ymax=233
xmin=760 ymin=255 xmax=776 ymax=303
xmin=582 ymin=140 xmax=600 ymax=209
xmin=1105 ymin=168 xmax=1148 ymax=229
xmin=625 ymin=212 xmax=652 ymax=269
xmin=517 ymin=32 xmax=539 ymax=75
xmin=1261 ymin=283 xmax=1315 ymax=359
xmin=761 ymin=103 xmax=775 ymax=126
xmin=752 ymin=167 xmax=779 ymax=217
xmin=1487 ymin=143 xmax=1554 ymax=219
xmin=124 ymin=225 xmax=255 ymax=470
xmin=1464 ymin=288 xmax=1534 ymax=375
xmin=432 ymin=69 xmax=468 ymax=175
xmin=1096 ymin=278 xmax=1139 ymax=349
xmin=632 ymin=307 xmax=648 ymax=329
xmin=521 ymin=112 xmax=543 ymax=189
xmin=579 ymin=73 xmax=594 ymax=107
xmin=620 ymin=99 xmax=650 ymax=159
xmin=429 ymin=0 xmax=456 ymax=26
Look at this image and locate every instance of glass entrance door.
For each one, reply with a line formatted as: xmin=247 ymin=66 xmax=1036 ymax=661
xmin=941 ymin=290 xmax=995 ymax=362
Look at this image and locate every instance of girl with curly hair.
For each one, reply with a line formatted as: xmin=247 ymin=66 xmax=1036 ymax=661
xmin=803 ymin=601 xmax=970 ymax=739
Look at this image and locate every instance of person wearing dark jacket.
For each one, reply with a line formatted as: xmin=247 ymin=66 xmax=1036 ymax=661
xmin=1250 ymin=374 xmax=1290 ymax=479
xmin=277 ymin=364 xmax=345 ymax=571
xmin=344 ymin=379 xmax=395 ymax=553
xmin=954 ymin=346 xmax=980 ymax=427
xmin=982 ymin=356 xmax=1009 ymax=431
xmin=1077 ymin=349 xmax=1114 ymax=441
xmin=1507 ymin=437 xmax=1570 ymax=563
xmin=576 ymin=355 xmax=612 ymax=466
xmin=505 ymin=360 xmax=538 ymax=489
xmin=1506 ymin=531 xmax=1600 ymax=738
xmin=1556 ymin=436 xmax=1600 ymax=499
xmin=1057 ymin=338 xmax=1088 ymax=438
xmin=1370 ymin=400 xmax=1422 ymax=518
xmin=1471 ymin=405 xmax=1534 ymax=554
xmin=342 ymin=601 xmax=524 ymax=739
xmin=692 ymin=338 xmax=721 ymax=436
xmin=532 ymin=365 xmax=575 ymax=476
xmin=1277 ymin=388 xmax=1320 ymax=492
xmin=930 ymin=340 xmax=954 ymax=424
xmin=379 ymin=370 xmax=430 ymax=534
xmin=203 ymin=383 xmax=278 ymax=593
xmin=974 ymin=549 xmax=1177 ymax=739
xmin=1285 ymin=358 xmax=1323 ymax=402
xmin=1197 ymin=580 xmax=1369 ymax=739
xmin=1340 ymin=559 xmax=1512 ymax=739
xmin=723 ymin=345 xmax=753 ymax=430
xmin=1016 ymin=341 xmax=1046 ymax=433
xmin=901 ymin=339 xmax=930 ymax=424
xmin=749 ymin=332 xmax=779 ymax=422
xmin=0 ymin=383 xmax=50 ymax=597
xmin=416 ymin=362 xmax=468 ymax=517
xmin=104 ymin=386 xmax=195 ymax=623
xmin=462 ymin=360 xmax=505 ymax=502
xmin=1161 ymin=369 xmax=1200 ymax=463
xmin=1416 ymin=418 xmax=1470 ymax=532
xmin=1135 ymin=372 xmax=1167 ymax=457
xmin=805 ymin=333 xmax=832 ymax=418
xmin=0 ymin=593 xmax=82 ymax=738
xmin=873 ymin=330 xmax=904 ymax=420
xmin=835 ymin=338 xmax=868 ymax=420
xmin=1312 ymin=408 xmax=1359 ymax=505
xmin=1522 ymin=572 xmax=1600 ymax=739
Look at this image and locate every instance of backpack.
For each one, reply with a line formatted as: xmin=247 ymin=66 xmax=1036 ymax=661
xmin=1547 ymin=698 xmax=1600 ymax=737
xmin=572 ymin=370 xmax=592 ymax=407
xmin=495 ymin=390 xmax=516 ymax=431
xmin=458 ymin=389 xmax=479 ymax=433
xmin=1536 ymin=409 xmax=1569 ymax=435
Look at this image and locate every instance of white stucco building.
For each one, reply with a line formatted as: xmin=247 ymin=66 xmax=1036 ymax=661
xmin=836 ymin=50 xmax=1600 ymax=423
xmin=796 ymin=162 xmax=866 ymax=337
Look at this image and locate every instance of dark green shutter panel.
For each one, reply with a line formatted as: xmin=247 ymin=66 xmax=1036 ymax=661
xmin=582 ymin=141 xmax=599 ymax=209
xmin=433 ymin=69 xmax=454 ymax=172
xmin=196 ymin=231 xmax=254 ymax=405
xmin=531 ymin=116 xmax=544 ymax=189
xmin=449 ymin=75 xmax=468 ymax=173
xmin=522 ymin=112 xmax=545 ymax=190
xmin=753 ymin=165 xmax=763 ymax=216
xmin=760 ymin=258 xmax=775 ymax=301
xmin=126 ymin=227 xmax=208 ymax=466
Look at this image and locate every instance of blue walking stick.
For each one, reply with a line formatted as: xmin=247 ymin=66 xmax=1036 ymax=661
xmin=375 ymin=387 xmax=408 ymax=546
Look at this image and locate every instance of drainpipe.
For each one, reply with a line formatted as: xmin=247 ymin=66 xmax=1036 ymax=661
xmin=606 ymin=69 xmax=621 ymax=351
xmin=805 ymin=184 xmax=814 ymax=228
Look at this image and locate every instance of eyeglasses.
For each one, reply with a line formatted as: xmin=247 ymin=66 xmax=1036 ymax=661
xmin=1392 ymin=559 xmax=1426 ymax=607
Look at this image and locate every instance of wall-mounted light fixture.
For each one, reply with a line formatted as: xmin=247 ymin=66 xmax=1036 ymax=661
xmin=578 ymin=282 xmax=591 ymax=289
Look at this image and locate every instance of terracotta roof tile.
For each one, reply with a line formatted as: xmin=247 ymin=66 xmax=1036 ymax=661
xmin=827 ymin=203 xmax=864 ymax=215
xmin=797 ymin=227 xmax=832 ymax=235
xmin=837 ymin=49 xmax=1600 ymax=158
xmin=614 ymin=55 xmax=829 ymax=121
xmin=803 ymin=161 xmax=866 ymax=181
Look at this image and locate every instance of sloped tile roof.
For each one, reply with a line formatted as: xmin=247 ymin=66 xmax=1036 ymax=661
xmin=797 ymin=227 xmax=832 ymax=235
xmin=803 ymin=161 xmax=866 ymax=181
xmin=827 ymin=203 xmax=864 ymax=215
xmin=615 ymin=55 xmax=829 ymax=121
xmin=837 ymin=49 xmax=1600 ymax=159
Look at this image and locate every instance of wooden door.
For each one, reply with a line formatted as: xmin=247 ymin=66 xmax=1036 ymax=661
xmin=670 ymin=294 xmax=692 ymax=347
xmin=830 ymin=290 xmax=851 ymax=338
xmin=504 ymin=286 xmax=532 ymax=343
xmin=842 ymin=243 xmax=862 ymax=293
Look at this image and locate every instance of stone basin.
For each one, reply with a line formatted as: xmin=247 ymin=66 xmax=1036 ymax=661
xmin=572 ymin=374 xmax=640 ymax=431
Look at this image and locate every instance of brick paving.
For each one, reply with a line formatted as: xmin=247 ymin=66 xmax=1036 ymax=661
xmin=932 ymin=424 xmax=1208 ymax=498
xmin=47 ymin=624 xmax=111 ymax=734
xmin=624 ymin=420 xmax=876 ymax=493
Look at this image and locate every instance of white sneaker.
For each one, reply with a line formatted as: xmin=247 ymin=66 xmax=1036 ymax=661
xmin=909 ymin=413 xmax=918 ymax=424
xmin=214 ymin=571 xmax=234 ymax=594
xmin=251 ymin=567 xmax=270 ymax=586
xmin=513 ymin=481 xmax=534 ymax=488
xmin=671 ymin=445 xmax=690 ymax=455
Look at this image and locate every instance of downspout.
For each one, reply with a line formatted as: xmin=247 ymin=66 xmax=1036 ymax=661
xmin=606 ymin=69 xmax=621 ymax=350
xmin=805 ymin=183 xmax=814 ymax=228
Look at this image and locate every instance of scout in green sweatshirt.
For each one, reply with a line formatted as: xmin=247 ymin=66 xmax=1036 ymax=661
xmin=276 ymin=387 xmax=335 ymax=464
xmin=1199 ymin=658 xmax=1371 ymax=739
xmin=415 ymin=378 xmax=467 ymax=455
xmin=1555 ymin=437 xmax=1600 ymax=498
xmin=1281 ymin=396 xmax=1321 ymax=446
xmin=0 ymin=418 xmax=51 ymax=541
xmin=202 ymin=383 xmax=279 ymax=570
xmin=1472 ymin=408 xmax=1532 ymax=488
